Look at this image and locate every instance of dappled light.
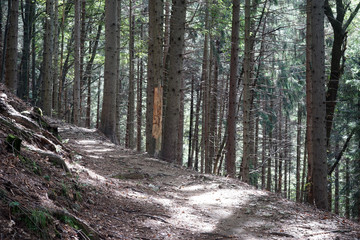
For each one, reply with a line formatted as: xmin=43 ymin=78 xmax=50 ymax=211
xmin=54 ymin=125 xmax=359 ymax=239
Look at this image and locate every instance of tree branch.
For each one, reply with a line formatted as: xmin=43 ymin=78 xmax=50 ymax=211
xmin=324 ymin=0 xmax=337 ymax=28
xmin=343 ymin=2 xmax=360 ymax=31
xmin=328 ymin=128 xmax=356 ymax=175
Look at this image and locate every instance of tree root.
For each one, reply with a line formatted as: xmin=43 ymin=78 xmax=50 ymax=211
xmin=50 ymin=208 xmax=102 ymax=240
xmin=0 ymin=98 xmax=40 ymax=131
xmin=27 ymin=147 xmax=71 ymax=173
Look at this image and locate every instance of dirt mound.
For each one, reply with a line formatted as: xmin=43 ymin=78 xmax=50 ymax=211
xmin=1 ymin=84 xmax=360 ymax=239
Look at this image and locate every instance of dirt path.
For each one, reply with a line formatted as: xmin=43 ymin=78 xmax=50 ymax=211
xmin=60 ymin=125 xmax=360 ymax=240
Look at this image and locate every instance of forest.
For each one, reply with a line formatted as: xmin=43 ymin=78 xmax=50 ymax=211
xmin=0 ymin=0 xmax=360 ymax=234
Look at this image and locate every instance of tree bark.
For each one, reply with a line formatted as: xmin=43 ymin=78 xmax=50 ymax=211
xmin=136 ymin=24 xmax=144 ymax=152
xmin=5 ymin=0 xmax=19 ymax=94
xmin=52 ymin=0 xmax=60 ymax=116
xmin=79 ymin=0 xmax=86 ymax=125
xmin=126 ymin=0 xmax=135 ymax=149
xmin=306 ymin=0 xmax=328 ymax=210
xmin=324 ymin=0 xmax=360 ymax=149
xmin=261 ymin=106 xmax=266 ymax=189
xmin=194 ymin=83 xmax=202 ymax=171
xmin=301 ymin=135 xmax=307 ymax=202
xmin=85 ymin=21 xmax=103 ymax=128
xmin=0 ymin=1 xmax=2 ymax=83
xmin=296 ymin=103 xmax=302 ymax=202
xmin=161 ymin=0 xmax=186 ymax=163
xmin=73 ymin=0 xmax=81 ymax=125
xmin=30 ymin=1 xmax=36 ymax=104
xmin=345 ymin=157 xmax=350 ymax=218
xmin=19 ymin=0 xmax=31 ymax=100
xmin=187 ymin=76 xmax=195 ymax=168
xmin=241 ymin=0 xmax=252 ymax=183
xmin=334 ymin=162 xmax=339 ymax=214
xmin=146 ymin=0 xmax=163 ymax=156
xmin=41 ymin=0 xmax=54 ymax=116
xmin=115 ymin=0 xmax=122 ymax=143
xmin=226 ymin=0 xmax=240 ymax=178
xmin=100 ymin=0 xmax=118 ymax=143
xmin=305 ymin=0 xmax=313 ymax=205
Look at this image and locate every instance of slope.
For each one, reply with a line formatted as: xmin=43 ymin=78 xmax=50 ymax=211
xmin=0 ymin=84 xmax=359 ymax=239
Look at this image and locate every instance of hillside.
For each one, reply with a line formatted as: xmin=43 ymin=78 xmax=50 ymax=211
xmin=0 ymin=85 xmax=360 ymax=239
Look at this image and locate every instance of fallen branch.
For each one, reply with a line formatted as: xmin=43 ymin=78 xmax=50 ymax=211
xmin=138 ymin=214 xmax=169 ymax=223
xmin=305 ymin=229 xmax=352 ymax=237
xmin=270 ymin=231 xmax=295 ymax=238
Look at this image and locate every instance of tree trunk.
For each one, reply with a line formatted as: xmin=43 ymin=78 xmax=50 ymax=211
xmin=187 ymin=76 xmax=195 ymax=168
xmin=301 ymin=136 xmax=307 ymax=202
xmin=52 ymin=0 xmax=59 ymax=116
xmin=96 ymin=76 xmax=101 ymax=129
xmin=126 ymin=1 xmax=135 ymax=149
xmin=345 ymin=157 xmax=350 ymax=218
xmin=58 ymin=1 xmax=66 ymax=116
xmin=324 ymin=0 xmax=360 ymax=149
xmin=277 ymin=102 xmax=283 ymax=195
xmin=194 ymin=84 xmax=202 ymax=171
xmin=0 ymin=1 xmax=2 ymax=83
xmin=261 ymin=109 xmax=266 ymax=189
xmin=79 ymin=0 xmax=86 ymax=126
xmin=85 ymin=21 xmax=103 ymax=128
xmin=136 ymin=24 xmax=144 ymax=152
xmin=284 ymin=117 xmax=288 ymax=198
xmin=209 ymin=40 xmax=219 ymax=174
xmin=146 ymin=0 xmax=163 ymax=156
xmin=253 ymin=113 xmax=259 ymax=188
xmin=226 ymin=0 xmax=240 ymax=178
xmin=296 ymin=103 xmax=302 ymax=202
xmin=241 ymin=0 xmax=252 ymax=183
xmin=100 ymin=0 xmax=118 ymax=143
xmin=305 ymin=0 xmax=313 ymax=205
xmin=5 ymin=0 xmax=19 ymax=94
xmin=306 ymin=0 xmax=328 ymax=210
xmin=266 ymin=98 xmax=273 ymax=192
xmin=41 ymin=0 xmax=54 ymax=116
xmin=19 ymin=0 xmax=31 ymax=100
xmin=73 ymin=0 xmax=81 ymax=125
xmin=177 ymin=78 xmax=185 ymax=165
xmin=213 ymin=74 xmax=228 ymax=174
xmin=115 ymin=0 xmax=122 ymax=144
xmin=201 ymin=0 xmax=210 ymax=173
xmin=334 ymin=164 xmax=339 ymax=214
xmin=30 ymin=1 xmax=36 ymax=104
xmin=161 ymin=0 xmax=186 ymax=163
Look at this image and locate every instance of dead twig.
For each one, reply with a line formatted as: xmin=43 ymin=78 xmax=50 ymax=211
xmin=137 ymin=214 xmax=169 ymax=223
xmin=305 ymin=229 xmax=352 ymax=237
xmin=270 ymin=231 xmax=295 ymax=238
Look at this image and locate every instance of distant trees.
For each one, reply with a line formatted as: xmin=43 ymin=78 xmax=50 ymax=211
xmin=2 ymin=0 xmax=360 ymax=215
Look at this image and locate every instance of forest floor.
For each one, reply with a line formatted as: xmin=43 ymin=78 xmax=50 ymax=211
xmin=0 ymin=84 xmax=360 ymax=239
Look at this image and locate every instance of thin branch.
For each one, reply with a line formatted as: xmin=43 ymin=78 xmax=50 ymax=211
xmin=343 ymin=2 xmax=360 ymax=31
xmin=328 ymin=128 xmax=356 ymax=175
